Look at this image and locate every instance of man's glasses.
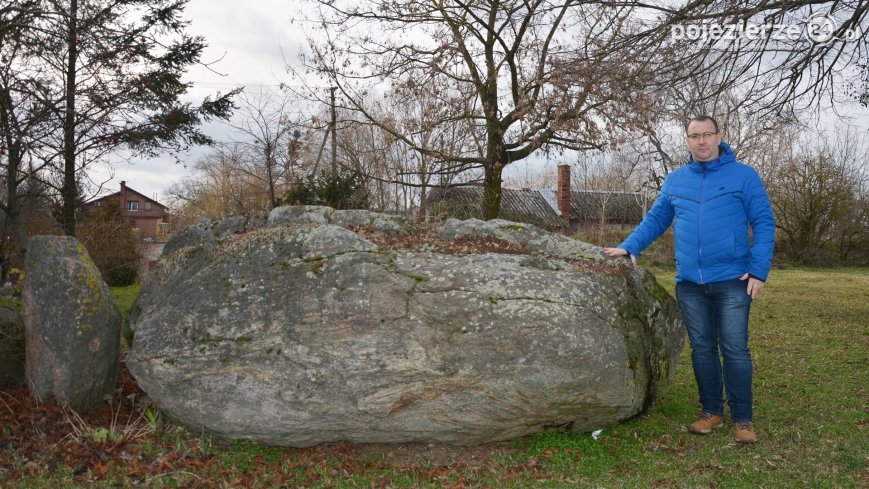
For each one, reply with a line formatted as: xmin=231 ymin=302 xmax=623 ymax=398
xmin=687 ymin=132 xmax=719 ymax=140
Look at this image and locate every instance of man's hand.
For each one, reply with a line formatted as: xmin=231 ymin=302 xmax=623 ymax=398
xmin=739 ymin=273 xmax=765 ymax=299
xmin=603 ymin=247 xmax=637 ymax=266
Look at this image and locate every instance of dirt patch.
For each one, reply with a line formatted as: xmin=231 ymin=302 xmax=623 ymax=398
xmin=341 ymin=440 xmax=514 ymax=467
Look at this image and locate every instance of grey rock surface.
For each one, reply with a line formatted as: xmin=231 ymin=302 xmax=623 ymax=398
xmin=129 ymin=209 xmax=683 ymax=446
xmin=331 ymin=209 xmax=407 ymax=236
xmin=438 ymin=218 xmax=606 ymax=260
xmin=23 ymin=236 xmax=120 ymax=410
xmin=163 ymin=207 xmax=408 ymax=261
xmin=0 ymin=306 xmax=24 ymax=386
xmin=267 ymin=205 xmax=335 ymax=227
xmin=267 ymin=205 xmax=407 ymax=236
xmin=162 ymin=214 xmax=267 ymax=257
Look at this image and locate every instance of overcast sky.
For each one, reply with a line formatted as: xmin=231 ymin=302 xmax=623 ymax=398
xmin=95 ymin=1 xmax=869 ymax=206
xmin=93 ymin=0 xmax=304 ymax=203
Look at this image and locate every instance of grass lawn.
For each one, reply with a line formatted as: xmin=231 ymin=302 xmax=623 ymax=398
xmin=110 ymin=283 xmax=142 ymax=318
xmin=1 ymin=268 xmax=866 ymax=488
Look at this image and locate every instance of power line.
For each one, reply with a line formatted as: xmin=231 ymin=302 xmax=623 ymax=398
xmin=189 ymin=81 xmax=308 ymax=89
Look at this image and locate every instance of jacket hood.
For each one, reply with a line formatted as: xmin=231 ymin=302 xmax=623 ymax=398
xmin=687 ymin=141 xmax=736 ymax=172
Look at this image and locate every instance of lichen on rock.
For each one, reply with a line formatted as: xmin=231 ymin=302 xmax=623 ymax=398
xmin=23 ymin=236 xmax=121 ymax=410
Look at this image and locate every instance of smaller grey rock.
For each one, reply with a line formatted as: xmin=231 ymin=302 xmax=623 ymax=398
xmin=0 ymin=306 xmax=24 ymax=386
xmin=23 ymin=236 xmax=120 ymax=410
xmin=438 ymin=218 xmax=503 ymax=241
xmin=438 ymin=218 xmax=606 ymax=260
xmin=163 ymin=214 xmax=268 ymax=257
xmin=437 ymin=218 xmax=527 ymax=246
xmin=332 ymin=209 xmax=407 ymax=236
xmin=268 ymin=205 xmax=334 ymax=227
xmin=245 ymin=213 xmax=268 ymax=231
xmin=212 ymin=215 xmax=248 ymax=238
xmin=525 ymin=232 xmax=606 ymax=261
xmin=300 ymin=224 xmax=379 ymax=260
xmin=162 ymin=218 xmax=217 ymax=257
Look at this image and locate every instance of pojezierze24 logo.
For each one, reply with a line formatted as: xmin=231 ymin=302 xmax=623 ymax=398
xmin=670 ymin=12 xmax=860 ymax=45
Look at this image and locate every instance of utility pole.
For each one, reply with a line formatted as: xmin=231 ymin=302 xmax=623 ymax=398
xmin=312 ymin=87 xmax=338 ymax=176
xmin=61 ymin=0 xmax=79 ymax=236
xmin=330 ymin=87 xmax=337 ymax=176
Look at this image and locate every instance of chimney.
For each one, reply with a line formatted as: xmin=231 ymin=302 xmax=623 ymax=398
xmin=557 ymin=164 xmax=571 ymax=232
xmin=119 ymin=180 xmax=126 ymax=210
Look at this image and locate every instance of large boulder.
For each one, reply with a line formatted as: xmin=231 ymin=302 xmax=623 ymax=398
xmin=0 ymin=306 xmax=25 ymax=386
xmin=23 ymin=236 xmax=121 ymax=410
xmin=128 ymin=207 xmax=683 ymax=446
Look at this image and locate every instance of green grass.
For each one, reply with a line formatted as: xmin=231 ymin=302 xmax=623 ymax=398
xmin=111 ymin=283 xmax=141 ymax=347
xmin=110 ymin=283 xmax=141 ymax=318
xmin=0 ymin=296 xmax=22 ymax=314
xmin=5 ymin=269 xmax=868 ymax=487
xmin=537 ymin=265 xmax=869 ymax=488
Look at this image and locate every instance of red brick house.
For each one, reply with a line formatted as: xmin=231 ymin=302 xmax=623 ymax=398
xmin=86 ymin=181 xmax=170 ymax=240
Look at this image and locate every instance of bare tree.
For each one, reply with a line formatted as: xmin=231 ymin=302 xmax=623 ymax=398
xmin=334 ymin=88 xmax=484 ymax=217
xmin=765 ymin=128 xmax=869 ymax=264
xmin=166 ymin=144 xmax=274 ymax=228
xmin=295 ymin=1 xmax=867 ymax=219
xmin=228 ymin=87 xmax=303 ymax=210
xmin=296 ymin=1 xmax=671 ymax=219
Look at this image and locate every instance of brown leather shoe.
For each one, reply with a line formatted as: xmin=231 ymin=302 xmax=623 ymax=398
xmin=733 ymin=421 xmax=757 ymax=444
xmin=689 ymin=412 xmax=724 ymax=434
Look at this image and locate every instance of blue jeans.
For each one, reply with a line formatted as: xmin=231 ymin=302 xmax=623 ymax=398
xmin=675 ymin=279 xmax=754 ymax=422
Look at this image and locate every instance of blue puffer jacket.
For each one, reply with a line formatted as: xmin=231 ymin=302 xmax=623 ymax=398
xmin=619 ymin=142 xmax=775 ymax=283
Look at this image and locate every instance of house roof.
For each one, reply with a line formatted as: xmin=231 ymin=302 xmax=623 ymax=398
xmin=553 ymin=189 xmax=645 ymax=223
xmin=87 ymin=185 xmax=169 ymax=210
xmin=425 ymin=186 xmax=645 ymax=229
xmin=426 ymin=186 xmax=561 ymax=228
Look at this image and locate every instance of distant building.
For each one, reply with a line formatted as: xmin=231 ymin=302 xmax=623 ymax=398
xmin=424 ymin=165 xmax=647 ymax=233
xmin=85 ymin=181 xmax=170 ymax=240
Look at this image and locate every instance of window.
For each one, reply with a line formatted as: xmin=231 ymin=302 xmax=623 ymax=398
xmin=127 ymin=200 xmax=139 ymax=211
xmin=144 ymin=201 xmax=152 ymax=211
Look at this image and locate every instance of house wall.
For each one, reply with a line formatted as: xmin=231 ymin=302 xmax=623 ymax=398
xmin=118 ymin=183 xmax=168 ymax=239
xmin=129 ymin=217 xmax=163 ymax=239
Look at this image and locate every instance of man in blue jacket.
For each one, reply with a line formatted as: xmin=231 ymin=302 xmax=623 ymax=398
xmin=604 ymin=115 xmax=775 ymax=444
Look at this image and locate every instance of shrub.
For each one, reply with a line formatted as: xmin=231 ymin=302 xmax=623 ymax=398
xmin=284 ymin=168 xmax=369 ymax=210
xmin=77 ymin=200 xmax=142 ymax=286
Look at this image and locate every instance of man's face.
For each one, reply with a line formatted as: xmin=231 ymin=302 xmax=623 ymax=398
xmin=686 ymin=120 xmax=722 ymax=162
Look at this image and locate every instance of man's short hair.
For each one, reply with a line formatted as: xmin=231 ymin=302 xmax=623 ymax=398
xmin=687 ymin=115 xmax=719 ymax=133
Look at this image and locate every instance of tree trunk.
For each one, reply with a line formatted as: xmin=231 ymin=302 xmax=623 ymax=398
xmin=61 ymin=0 xmax=79 ymax=237
xmin=0 ymin=87 xmax=28 ymax=254
xmin=265 ymin=142 xmax=276 ymax=209
xmin=4 ymin=164 xmax=28 ymax=258
xmin=482 ymin=164 xmax=503 ymax=220
xmin=482 ymin=126 xmax=505 ymax=220
xmin=419 ymin=175 xmax=428 ymax=221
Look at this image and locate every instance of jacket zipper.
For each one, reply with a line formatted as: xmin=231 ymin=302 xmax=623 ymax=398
xmin=698 ymin=168 xmax=706 ymax=284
